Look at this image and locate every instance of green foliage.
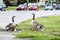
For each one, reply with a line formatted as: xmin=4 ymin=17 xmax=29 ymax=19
xmin=39 ymin=6 xmax=45 ymax=10
xmin=4 ymin=0 xmax=39 ymax=6
xmin=16 ymin=16 xmax=60 ymax=40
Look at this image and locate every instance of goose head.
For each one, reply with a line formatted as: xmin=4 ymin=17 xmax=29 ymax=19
xmin=12 ymin=16 xmax=16 ymax=23
xmin=32 ymin=13 xmax=35 ymax=20
xmin=31 ymin=13 xmax=35 ymax=24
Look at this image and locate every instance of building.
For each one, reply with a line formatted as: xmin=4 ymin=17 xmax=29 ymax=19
xmin=0 ymin=0 xmax=3 ymax=4
xmin=46 ymin=0 xmax=60 ymax=4
xmin=38 ymin=0 xmax=45 ymax=6
xmin=39 ymin=0 xmax=60 ymax=5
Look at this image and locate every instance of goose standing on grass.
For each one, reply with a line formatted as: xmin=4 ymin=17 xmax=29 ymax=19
xmin=31 ymin=13 xmax=44 ymax=31
xmin=6 ymin=16 xmax=17 ymax=31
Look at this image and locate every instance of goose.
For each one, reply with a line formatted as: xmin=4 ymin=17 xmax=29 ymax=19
xmin=31 ymin=13 xmax=44 ymax=31
xmin=6 ymin=16 xmax=17 ymax=31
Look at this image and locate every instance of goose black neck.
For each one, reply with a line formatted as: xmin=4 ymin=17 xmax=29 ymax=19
xmin=33 ymin=15 xmax=35 ymax=20
xmin=12 ymin=16 xmax=15 ymax=23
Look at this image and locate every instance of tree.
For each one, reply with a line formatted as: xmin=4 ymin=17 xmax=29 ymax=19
xmin=4 ymin=0 xmax=39 ymax=6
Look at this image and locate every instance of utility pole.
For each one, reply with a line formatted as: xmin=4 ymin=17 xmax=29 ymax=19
xmin=51 ymin=0 xmax=52 ymax=4
xmin=27 ymin=0 xmax=29 ymax=10
xmin=37 ymin=0 xmax=39 ymax=3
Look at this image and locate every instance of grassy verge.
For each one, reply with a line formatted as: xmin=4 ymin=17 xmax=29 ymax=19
xmin=38 ymin=6 xmax=45 ymax=10
xmin=0 ymin=28 xmax=4 ymax=31
xmin=6 ymin=6 xmax=44 ymax=11
xmin=16 ymin=16 xmax=60 ymax=40
xmin=6 ymin=6 xmax=17 ymax=11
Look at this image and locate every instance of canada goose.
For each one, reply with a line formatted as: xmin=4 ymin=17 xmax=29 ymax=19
xmin=6 ymin=16 xmax=17 ymax=31
xmin=31 ymin=13 xmax=44 ymax=31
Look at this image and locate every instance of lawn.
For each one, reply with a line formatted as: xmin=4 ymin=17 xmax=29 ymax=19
xmin=38 ymin=6 xmax=45 ymax=10
xmin=6 ymin=6 xmax=17 ymax=11
xmin=16 ymin=16 xmax=60 ymax=40
xmin=6 ymin=6 xmax=44 ymax=11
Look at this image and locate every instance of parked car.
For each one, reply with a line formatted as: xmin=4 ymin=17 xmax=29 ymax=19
xmin=0 ymin=4 xmax=2 ymax=11
xmin=2 ymin=4 xmax=6 ymax=11
xmin=0 ymin=4 xmax=6 ymax=11
xmin=55 ymin=4 xmax=60 ymax=10
xmin=17 ymin=4 xmax=27 ymax=11
xmin=45 ymin=4 xmax=53 ymax=10
xmin=28 ymin=3 xmax=38 ymax=11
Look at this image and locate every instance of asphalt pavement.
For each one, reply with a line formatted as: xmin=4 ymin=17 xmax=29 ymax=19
xmin=0 ymin=10 xmax=60 ymax=28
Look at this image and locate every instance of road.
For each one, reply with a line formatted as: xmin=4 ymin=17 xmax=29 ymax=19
xmin=0 ymin=31 xmax=15 ymax=40
xmin=0 ymin=10 xmax=60 ymax=40
xmin=0 ymin=10 xmax=60 ymax=28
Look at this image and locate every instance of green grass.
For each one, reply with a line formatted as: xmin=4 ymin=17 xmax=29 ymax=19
xmin=0 ymin=28 xmax=4 ymax=31
xmin=16 ymin=16 xmax=60 ymax=40
xmin=38 ymin=6 xmax=45 ymax=10
xmin=6 ymin=6 xmax=44 ymax=11
xmin=6 ymin=6 xmax=17 ymax=11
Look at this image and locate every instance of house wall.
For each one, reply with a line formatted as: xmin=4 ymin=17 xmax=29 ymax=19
xmin=0 ymin=0 xmax=3 ymax=4
xmin=39 ymin=0 xmax=45 ymax=5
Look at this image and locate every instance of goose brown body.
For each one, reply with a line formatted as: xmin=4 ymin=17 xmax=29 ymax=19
xmin=6 ymin=16 xmax=17 ymax=31
xmin=32 ymin=13 xmax=44 ymax=31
